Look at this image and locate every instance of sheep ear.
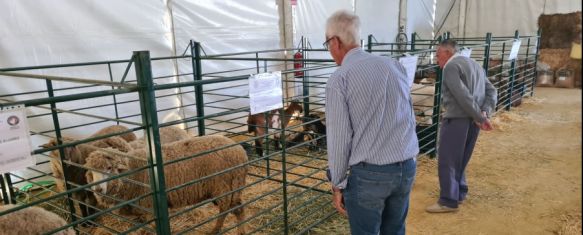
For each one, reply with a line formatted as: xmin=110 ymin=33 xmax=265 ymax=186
xmin=85 ymin=171 xmax=94 ymax=183
xmin=40 ymin=139 xmax=58 ymax=148
xmin=117 ymin=163 xmax=129 ymax=172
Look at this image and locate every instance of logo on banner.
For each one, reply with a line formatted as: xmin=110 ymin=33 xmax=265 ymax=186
xmin=7 ymin=115 xmax=19 ymax=126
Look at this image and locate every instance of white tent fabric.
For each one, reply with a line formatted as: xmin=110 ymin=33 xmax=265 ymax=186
xmin=407 ymin=0 xmax=437 ymax=39
xmin=1 ymin=0 xmax=581 ymax=140
xmin=435 ymin=0 xmax=582 ymax=38
xmin=171 ymin=0 xmax=282 ymax=134
xmin=0 ymin=0 xmax=175 ymax=142
xmin=356 ymin=0 xmax=400 ymax=44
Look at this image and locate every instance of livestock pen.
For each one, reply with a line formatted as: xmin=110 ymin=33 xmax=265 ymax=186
xmin=366 ymin=30 xmax=541 ymax=156
xmin=0 ymin=31 xmax=540 ymax=234
xmin=0 ymin=41 xmax=336 ymax=234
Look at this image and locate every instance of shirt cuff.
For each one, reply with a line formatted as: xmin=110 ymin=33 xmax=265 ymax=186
xmin=334 ymin=178 xmax=348 ymax=189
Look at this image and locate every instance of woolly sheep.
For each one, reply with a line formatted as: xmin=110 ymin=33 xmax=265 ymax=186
xmin=84 ymin=135 xmax=248 ymax=235
xmin=128 ymin=125 xmax=190 ymax=150
xmin=410 ymin=83 xmax=436 ymax=125
xmin=41 ymin=125 xmax=135 ymax=225
xmin=0 ymin=205 xmax=75 ymax=235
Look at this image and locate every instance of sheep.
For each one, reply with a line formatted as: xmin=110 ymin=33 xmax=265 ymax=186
xmin=410 ymin=83 xmax=436 ymax=125
xmin=0 ymin=204 xmax=75 ymax=235
xmin=91 ymin=125 xmax=137 ymax=143
xmin=84 ymin=135 xmax=248 ymax=235
xmin=128 ymin=125 xmax=190 ymax=149
xmin=41 ymin=125 xmax=135 ymax=226
xmin=247 ymin=102 xmax=303 ymax=156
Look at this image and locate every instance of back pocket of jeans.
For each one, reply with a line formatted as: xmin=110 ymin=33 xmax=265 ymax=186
xmin=356 ymin=176 xmax=392 ymax=210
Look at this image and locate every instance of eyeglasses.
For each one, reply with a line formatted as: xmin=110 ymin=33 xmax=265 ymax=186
xmin=323 ymin=36 xmax=338 ymax=50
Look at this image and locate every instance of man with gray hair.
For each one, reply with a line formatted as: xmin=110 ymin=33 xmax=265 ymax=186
xmin=324 ymin=10 xmax=419 ymax=234
xmin=425 ymin=39 xmax=497 ymax=213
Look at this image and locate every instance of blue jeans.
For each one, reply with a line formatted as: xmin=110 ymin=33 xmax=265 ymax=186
xmin=343 ymin=158 xmax=416 ymax=235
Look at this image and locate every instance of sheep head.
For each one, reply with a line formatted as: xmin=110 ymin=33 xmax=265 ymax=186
xmin=84 ymin=150 xmax=129 ymax=206
xmin=40 ymin=137 xmax=83 ymax=163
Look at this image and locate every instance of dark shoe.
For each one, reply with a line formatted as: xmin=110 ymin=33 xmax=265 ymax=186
xmin=425 ymin=203 xmax=458 ymax=213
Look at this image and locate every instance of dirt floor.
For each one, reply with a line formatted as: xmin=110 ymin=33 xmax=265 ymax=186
xmin=312 ymin=87 xmax=582 ymax=235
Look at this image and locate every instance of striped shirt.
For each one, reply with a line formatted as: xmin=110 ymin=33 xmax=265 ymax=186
xmin=326 ymin=48 xmax=419 ymax=189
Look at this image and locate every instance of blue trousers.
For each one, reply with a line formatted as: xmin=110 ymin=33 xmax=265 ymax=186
xmin=438 ymin=118 xmax=480 ymax=208
xmin=343 ymin=158 xmax=416 ymax=235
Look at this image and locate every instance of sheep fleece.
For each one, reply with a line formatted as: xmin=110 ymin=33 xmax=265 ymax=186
xmin=89 ymin=135 xmax=248 ymax=211
xmin=0 ymin=205 xmax=75 ymax=235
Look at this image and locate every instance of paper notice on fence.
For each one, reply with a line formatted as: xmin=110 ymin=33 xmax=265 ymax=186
xmin=507 ymin=40 xmax=522 ymax=60
xmin=0 ymin=105 xmax=34 ymax=174
xmin=460 ymin=48 xmax=472 ymax=58
xmin=249 ymin=71 xmax=283 ymax=115
xmin=398 ymin=55 xmax=419 ymax=89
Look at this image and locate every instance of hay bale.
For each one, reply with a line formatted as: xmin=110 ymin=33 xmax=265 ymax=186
xmin=539 ymin=49 xmax=571 ymax=72
xmin=538 ymin=12 xmax=582 ymax=49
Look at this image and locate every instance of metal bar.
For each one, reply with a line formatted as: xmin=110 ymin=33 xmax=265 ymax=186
xmin=133 ymin=50 xmax=171 ymax=234
xmin=0 ymin=87 xmax=136 ymax=108
xmin=0 ymin=71 xmax=135 ymax=88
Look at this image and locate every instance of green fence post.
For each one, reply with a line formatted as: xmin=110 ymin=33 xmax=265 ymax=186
xmin=482 ymin=33 xmax=492 ymax=72
xmin=506 ymin=30 xmax=520 ymax=111
xmin=0 ymin=174 xmax=8 ymax=204
xmin=107 ymin=63 xmax=121 ymax=125
xmin=523 ymin=35 xmax=532 ymax=97
xmin=134 ymin=50 xmax=172 ymax=235
xmin=191 ymin=40 xmax=206 ymax=136
xmin=280 ymin=106 xmax=290 ymax=235
xmin=430 ymin=67 xmax=443 ymax=158
xmin=46 ymin=79 xmax=81 ymax=228
xmin=302 ymin=37 xmax=310 ymax=114
xmin=411 ymin=33 xmax=417 ymax=52
xmin=367 ymin=34 xmax=373 ymax=53
xmin=531 ymin=29 xmax=541 ymax=97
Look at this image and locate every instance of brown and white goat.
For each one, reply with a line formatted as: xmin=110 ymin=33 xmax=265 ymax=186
xmin=247 ymin=102 xmax=303 ymax=156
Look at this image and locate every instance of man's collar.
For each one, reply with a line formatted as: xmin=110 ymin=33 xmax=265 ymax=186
xmin=341 ymin=47 xmax=363 ymax=65
xmin=444 ymin=53 xmax=461 ymax=68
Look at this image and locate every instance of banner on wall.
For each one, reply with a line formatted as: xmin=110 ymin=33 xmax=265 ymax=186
xmin=0 ymin=105 xmax=34 ymax=174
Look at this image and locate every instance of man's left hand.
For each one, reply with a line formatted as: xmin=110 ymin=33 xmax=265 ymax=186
xmin=332 ymin=187 xmax=347 ymax=217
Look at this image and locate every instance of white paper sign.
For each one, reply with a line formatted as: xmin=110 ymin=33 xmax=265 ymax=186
xmin=398 ymin=55 xmax=419 ymax=89
xmin=507 ymin=40 xmax=522 ymax=61
xmin=460 ymin=48 xmax=472 ymax=58
xmin=249 ymin=71 xmax=284 ymax=115
xmin=0 ymin=105 xmax=34 ymax=174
